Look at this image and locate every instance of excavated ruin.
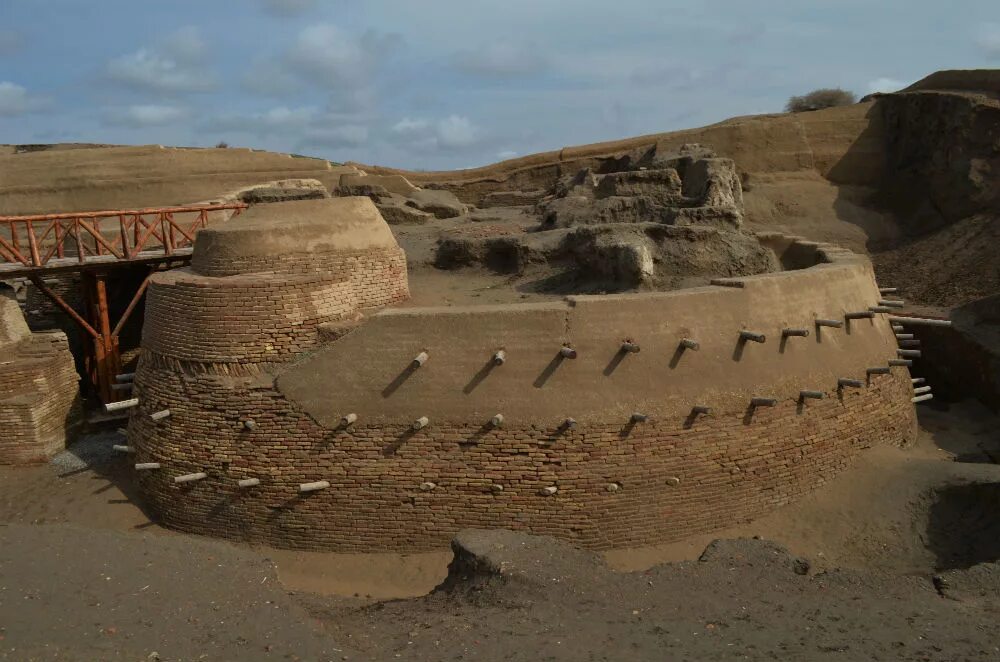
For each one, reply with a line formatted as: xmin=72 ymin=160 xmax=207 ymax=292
xmin=436 ymin=144 xmax=776 ymax=292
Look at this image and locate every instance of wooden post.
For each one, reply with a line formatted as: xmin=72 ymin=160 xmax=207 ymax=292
xmin=87 ymin=272 xmax=121 ymax=404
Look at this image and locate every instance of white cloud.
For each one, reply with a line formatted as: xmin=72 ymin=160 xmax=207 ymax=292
xmin=867 ymin=77 xmax=907 ymax=94
xmin=160 ymin=26 xmax=209 ymax=64
xmin=262 ymin=0 xmax=317 ymax=16
xmin=202 ymin=105 xmax=369 ymax=150
xmin=391 ymin=117 xmax=431 ymax=135
xmin=302 ymin=125 xmax=369 ymax=148
xmin=106 ymin=27 xmax=215 ymax=93
xmin=104 ymin=104 xmax=190 ymax=128
xmin=204 ymin=105 xmax=320 ymax=133
xmin=0 ymin=81 xmax=47 ymax=116
xmin=285 ymin=24 xmax=398 ymax=88
xmin=976 ymin=23 xmax=1000 ymax=59
xmin=452 ymin=41 xmax=547 ymax=77
xmin=436 ymin=115 xmax=478 ymax=148
xmin=388 ymin=114 xmax=481 ymax=151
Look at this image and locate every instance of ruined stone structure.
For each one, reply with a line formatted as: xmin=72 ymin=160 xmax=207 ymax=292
xmin=128 ymin=198 xmax=918 ymax=552
xmin=0 ymin=289 xmax=82 ymax=464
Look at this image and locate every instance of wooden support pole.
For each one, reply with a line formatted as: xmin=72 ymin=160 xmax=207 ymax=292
xmin=490 ymin=414 xmax=504 ymax=427
xmin=135 ymin=463 xmax=161 ymax=470
xmin=27 ymin=275 xmax=99 ymax=338
xmin=815 ymin=319 xmax=844 ymax=328
xmin=620 ymin=341 xmax=640 ymax=354
xmin=912 ymin=393 xmax=934 ymax=404
xmin=879 ymin=287 xmax=898 ymax=294
xmin=105 ymin=398 xmax=139 ymax=412
xmin=782 ymin=328 xmax=810 ymax=337
xmin=739 ymin=331 xmax=766 ymax=343
xmin=897 ymin=349 xmax=922 ymax=358
xmin=838 ymin=378 xmax=864 ymax=389
xmin=879 ymin=300 xmax=905 ymax=308
xmin=866 ymin=367 xmax=891 ymax=375
xmin=174 ymin=472 xmax=207 ymax=484
xmin=412 ymin=351 xmax=429 ymax=367
xmin=751 ymin=397 xmax=777 ymax=407
xmin=299 ymin=480 xmax=330 ymax=493
xmin=895 ymin=334 xmax=914 ymax=340
xmin=412 ymin=416 xmax=429 ymax=430
xmin=888 ymin=315 xmax=952 ymax=327
xmin=913 ymin=385 xmax=932 ymax=395
xmin=116 ymin=373 xmax=136 ymax=382
xmin=111 ymin=273 xmax=152 ymax=338
xmin=237 ymin=478 xmax=261 ymax=488
xmin=691 ymin=405 xmax=711 ymax=415
xmin=492 ymin=350 xmax=507 ymax=365
xmin=112 ymin=445 xmax=134 ymax=453
xmin=799 ymin=390 xmax=825 ymax=400
xmin=912 ymin=377 xmax=926 ymax=385
xmin=845 ymin=311 xmax=875 ymax=320
xmin=562 ymin=418 xmax=577 ymax=429
xmin=889 ymin=359 xmax=913 ymax=367
xmin=680 ymin=338 xmax=700 ymax=351
xmin=341 ymin=413 xmax=358 ymax=426
xmin=630 ymin=412 xmax=648 ymax=423
xmin=150 ymin=409 xmax=171 ymax=421
xmin=899 ymin=340 xmax=921 ymax=348
xmin=560 ymin=346 xmax=578 ymax=359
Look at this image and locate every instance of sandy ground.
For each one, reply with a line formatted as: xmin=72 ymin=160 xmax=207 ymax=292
xmin=1 ymin=401 xmax=999 ymax=660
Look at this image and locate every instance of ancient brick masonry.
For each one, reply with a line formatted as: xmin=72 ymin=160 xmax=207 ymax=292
xmin=129 ymin=199 xmax=918 ymax=552
xmin=0 ymin=291 xmax=82 ymax=465
xmin=131 ymin=368 xmax=913 ymax=551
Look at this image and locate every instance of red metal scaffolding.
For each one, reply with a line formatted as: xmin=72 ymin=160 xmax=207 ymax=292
xmin=0 ymin=203 xmax=247 ymax=405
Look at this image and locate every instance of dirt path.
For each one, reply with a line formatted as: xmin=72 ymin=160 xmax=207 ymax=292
xmin=1 ymin=402 xmax=999 ymax=661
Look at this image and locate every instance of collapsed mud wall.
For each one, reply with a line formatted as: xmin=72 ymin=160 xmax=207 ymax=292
xmin=0 ymin=290 xmax=82 ymax=465
xmin=877 ymin=86 xmax=1000 ymax=235
xmin=127 ymin=218 xmax=918 ymax=551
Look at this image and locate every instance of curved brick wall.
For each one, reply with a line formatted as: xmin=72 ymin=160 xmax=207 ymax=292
xmin=143 ymin=270 xmax=357 ymax=364
xmin=129 ymin=223 xmax=919 ymax=551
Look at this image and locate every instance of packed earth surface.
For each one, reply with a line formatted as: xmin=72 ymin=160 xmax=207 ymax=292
xmin=0 ymin=402 xmax=999 ymax=660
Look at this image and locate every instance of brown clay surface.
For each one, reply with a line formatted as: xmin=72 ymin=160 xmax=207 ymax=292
xmin=1 ymin=404 xmax=999 ymax=660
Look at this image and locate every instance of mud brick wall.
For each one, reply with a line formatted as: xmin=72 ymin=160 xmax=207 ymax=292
xmin=143 ymin=269 xmax=358 ymax=363
xmin=189 ymin=246 xmax=409 ymax=311
xmin=129 ymin=234 xmax=919 ymax=551
xmin=129 ymin=358 xmax=915 ymax=551
xmin=0 ymin=333 xmax=83 ymax=465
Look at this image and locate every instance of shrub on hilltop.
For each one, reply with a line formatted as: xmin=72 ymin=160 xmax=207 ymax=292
xmin=785 ymin=88 xmax=856 ymax=113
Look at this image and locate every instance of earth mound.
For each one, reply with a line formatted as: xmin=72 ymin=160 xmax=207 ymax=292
xmin=538 ymin=143 xmax=743 ymax=230
xmin=434 ymin=143 xmax=777 ymax=293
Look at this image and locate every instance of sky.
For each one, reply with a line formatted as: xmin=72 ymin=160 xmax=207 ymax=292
xmin=1 ymin=0 xmax=998 ymax=170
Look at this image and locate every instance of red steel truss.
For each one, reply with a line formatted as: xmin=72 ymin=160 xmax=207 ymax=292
xmin=0 ymin=203 xmax=246 ymax=275
xmin=0 ymin=203 xmax=247 ymax=405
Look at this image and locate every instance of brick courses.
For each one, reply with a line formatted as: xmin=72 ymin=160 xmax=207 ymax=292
xmin=130 ymin=358 xmax=914 ymax=551
xmin=0 ymin=330 xmax=83 ymax=465
xmin=128 ymin=214 xmax=918 ymax=551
